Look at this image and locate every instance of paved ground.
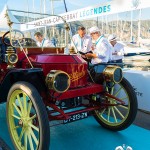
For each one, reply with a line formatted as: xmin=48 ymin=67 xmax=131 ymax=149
xmin=0 ymin=138 xmax=11 ymax=150
xmin=0 ymin=109 xmax=150 ymax=150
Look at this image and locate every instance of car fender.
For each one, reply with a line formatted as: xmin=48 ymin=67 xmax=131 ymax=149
xmin=0 ymin=68 xmax=48 ymax=103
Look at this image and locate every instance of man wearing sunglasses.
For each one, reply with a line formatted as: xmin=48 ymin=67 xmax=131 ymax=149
xmin=85 ymin=26 xmax=112 ymax=72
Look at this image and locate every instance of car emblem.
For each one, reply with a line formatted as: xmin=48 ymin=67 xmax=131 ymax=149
xmin=69 ymin=71 xmax=85 ymax=82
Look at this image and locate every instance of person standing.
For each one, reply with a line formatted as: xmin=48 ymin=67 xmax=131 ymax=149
xmin=108 ymin=34 xmax=124 ymax=67
xmin=34 ymin=32 xmax=54 ymax=47
xmin=71 ymin=26 xmax=92 ymax=58
xmin=85 ymin=26 xmax=112 ymax=72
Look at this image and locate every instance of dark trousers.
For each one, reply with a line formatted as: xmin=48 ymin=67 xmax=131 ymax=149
xmin=110 ymin=59 xmax=123 ymax=68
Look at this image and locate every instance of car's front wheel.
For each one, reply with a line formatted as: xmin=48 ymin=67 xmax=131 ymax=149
xmin=7 ymin=81 xmax=50 ymax=150
xmin=93 ymin=78 xmax=137 ymax=131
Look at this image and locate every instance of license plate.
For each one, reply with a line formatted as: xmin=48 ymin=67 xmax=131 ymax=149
xmin=63 ymin=112 xmax=88 ymax=124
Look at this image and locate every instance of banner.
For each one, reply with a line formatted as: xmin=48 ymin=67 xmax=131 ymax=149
xmin=20 ymin=0 xmax=150 ymax=31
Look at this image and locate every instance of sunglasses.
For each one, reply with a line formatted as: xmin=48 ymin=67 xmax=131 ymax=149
xmin=110 ymin=37 xmax=116 ymax=41
xmin=91 ymin=32 xmax=98 ymax=35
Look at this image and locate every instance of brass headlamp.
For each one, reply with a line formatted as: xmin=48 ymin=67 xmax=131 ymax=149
xmin=5 ymin=46 xmax=18 ymax=69
xmin=45 ymin=70 xmax=70 ymax=93
xmin=103 ymin=66 xmax=123 ymax=83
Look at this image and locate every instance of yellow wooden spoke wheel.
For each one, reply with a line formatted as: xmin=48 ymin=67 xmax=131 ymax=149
xmin=7 ymin=81 xmax=50 ymax=150
xmin=93 ymin=78 xmax=137 ymax=131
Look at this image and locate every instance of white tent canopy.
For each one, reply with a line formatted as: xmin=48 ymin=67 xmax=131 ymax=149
xmin=0 ymin=5 xmax=20 ymax=31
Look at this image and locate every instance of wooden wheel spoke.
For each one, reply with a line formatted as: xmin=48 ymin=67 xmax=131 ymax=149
xmin=114 ymin=106 xmax=125 ymax=119
xmin=24 ymin=132 xmax=28 ymax=150
xmin=23 ymin=94 xmax=27 ymax=114
xmin=27 ymin=132 xmax=34 ymax=150
xmin=111 ymin=107 xmax=117 ymax=123
xmin=18 ymin=127 xmax=25 ymax=142
xmin=121 ymin=96 xmax=128 ymax=101
xmin=14 ymin=126 xmax=21 ymax=129
xmin=29 ymin=128 xmax=39 ymax=146
xmin=27 ymin=100 xmax=32 ymax=116
xmin=29 ymin=123 xmax=39 ymax=132
xmin=100 ymin=108 xmax=106 ymax=116
xmin=110 ymin=86 xmax=114 ymax=95
xmin=114 ymin=87 xmax=122 ymax=97
xmin=17 ymin=95 xmax=24 ymax=113
xmin=118 ymin=105 xmax=128 ymax=110
xmin=28 ymin=114 xmax=37 ymax=121
xmin=107 ymin=108 xmax=110 ymax=121
xmin=13 ymin=102 xmax=22 ymax=116
xmin=12 ymin=114 xmax=21 ymax=120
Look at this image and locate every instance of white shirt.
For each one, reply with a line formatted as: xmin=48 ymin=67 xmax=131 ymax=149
xmin=91 ymin=36 xmax=112 ymax=64
xmin=71 ymin=34 xmax=92 ymax=53
xmin=37 ymin=38 xmax=54 ymax=47
xmin=111 ymin=42 xmax=124 ymax=60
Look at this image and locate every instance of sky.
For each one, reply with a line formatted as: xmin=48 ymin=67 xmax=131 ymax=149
xmin=1 ymin=0 xmax=150 ymax=22
xmin=0 ymin=0 xmax=111 ymax=15
xmin=0 ymin=0 xmax=7 ymax=11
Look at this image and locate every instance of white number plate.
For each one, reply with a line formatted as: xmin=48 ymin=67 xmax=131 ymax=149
xmin=63 ymin=112 xmax=88 ymax=124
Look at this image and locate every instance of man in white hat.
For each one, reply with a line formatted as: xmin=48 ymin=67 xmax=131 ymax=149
xmin=108 ymin=34 xmax=124 ymax=67
xmin=70 ymin=26 xmax=92 ymax=59
xmin=85 ymin=26 xmax=112 ymax=72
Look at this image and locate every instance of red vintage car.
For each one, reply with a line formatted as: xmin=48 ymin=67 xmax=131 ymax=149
xmin=0 ymin=30 xmax=137 ymax=150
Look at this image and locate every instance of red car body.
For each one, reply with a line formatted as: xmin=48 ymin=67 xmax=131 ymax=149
xmin=0 ymin=39 xmax=137 ymax=150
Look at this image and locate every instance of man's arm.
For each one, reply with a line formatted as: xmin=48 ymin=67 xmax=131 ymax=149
xmin=45 ymin=40 xmax=55 ymax=47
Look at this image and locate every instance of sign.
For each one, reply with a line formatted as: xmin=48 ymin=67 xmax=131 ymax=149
xmin=21 ymin=3 xmax=111 ymax=31
xmin=20 ymin=0 xmax=150 ymax=31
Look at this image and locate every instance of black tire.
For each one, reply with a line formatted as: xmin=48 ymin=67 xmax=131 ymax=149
xmin=93 ymin=77 xmax=137 ymax=131
xmin=6 ymin=81 xmax=50 ymax=150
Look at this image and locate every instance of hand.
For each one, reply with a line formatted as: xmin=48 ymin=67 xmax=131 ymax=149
xmin=91 ymin=45 xmax=96 ymax=50
xmin=118 ymin=52 xmax=122 ymax=56
xmin=85 ymin=53 xmax=93 ymax=59
xmin=81 ymin=54 xmax=86 ymax=58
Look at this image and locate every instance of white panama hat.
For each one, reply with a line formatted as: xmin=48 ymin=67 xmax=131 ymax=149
xmin=89 ymin=26 xmax=101 ymax=34
xmin=108 ymin=34 xmax=117 ymax=41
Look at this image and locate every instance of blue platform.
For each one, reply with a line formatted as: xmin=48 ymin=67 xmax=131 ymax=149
xmin=0 ymin=103 xmax=150 ymax=150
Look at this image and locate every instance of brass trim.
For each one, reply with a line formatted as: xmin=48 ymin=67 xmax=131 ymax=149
xmin=103 ymin=65 xmax=123 ymax=83
xmin=8 ymin=53 xmax=18 ymax=64
xmin=46 ymin=70 xmax=70 ymax=93
xmin=6 ymin=46 xmax=18 ymax=69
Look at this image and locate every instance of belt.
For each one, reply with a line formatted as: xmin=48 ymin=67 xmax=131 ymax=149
xmin=111 ymin=59 xmax=122 ymax=63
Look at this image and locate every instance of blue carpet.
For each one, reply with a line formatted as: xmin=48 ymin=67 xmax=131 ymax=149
xmin=0 ymin=104 xmax=150 ymax=150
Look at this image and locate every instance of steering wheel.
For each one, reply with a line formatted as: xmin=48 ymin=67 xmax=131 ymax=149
xmin=2 ymin=30 xmax=24 ymax=47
